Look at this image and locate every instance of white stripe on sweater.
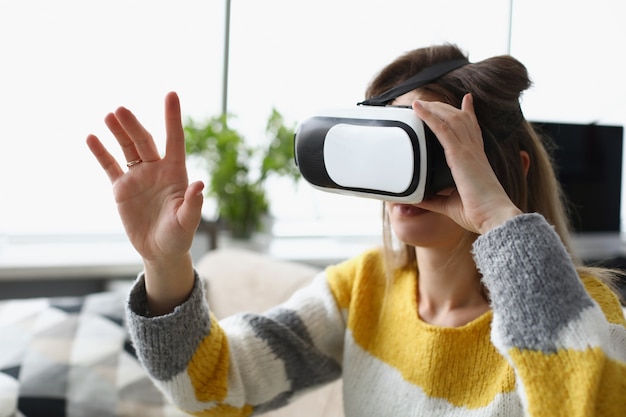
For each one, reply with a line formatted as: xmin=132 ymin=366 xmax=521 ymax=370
xmin=341 ymin=331 xmax=524 ymax=417
xmin=554 ymin=304 xmax=626 ymax=362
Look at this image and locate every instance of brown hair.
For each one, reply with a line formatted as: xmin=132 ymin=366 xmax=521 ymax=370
xmin=367 ymin=44 xmax=622 ymax=298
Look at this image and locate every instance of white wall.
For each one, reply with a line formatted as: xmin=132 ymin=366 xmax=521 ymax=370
xmin=0 ymin=0 xmax=624 ymax=238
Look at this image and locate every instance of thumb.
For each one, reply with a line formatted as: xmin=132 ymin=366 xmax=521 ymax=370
xmin=179 ymin=181 xmax=205 ymax=231
xmin=416 ymin=194 xmax=449 ymax=216
xmin=417 ymin=186 xmax=460 ymax=216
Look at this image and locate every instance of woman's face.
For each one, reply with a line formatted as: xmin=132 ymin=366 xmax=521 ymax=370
xmin=386 ymin=90 xmax=466 ymax=250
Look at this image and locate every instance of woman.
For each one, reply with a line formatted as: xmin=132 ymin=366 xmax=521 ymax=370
xmin=87 ymin=44 xmax=626 ymax=416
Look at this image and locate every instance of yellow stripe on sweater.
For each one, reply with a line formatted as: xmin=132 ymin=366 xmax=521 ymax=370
xmin=187 ymin=312 xmax=231 ymax=403
xmin=580 ymin=275 xmax=626 ymax=327
xmin=195 ymin=403 xmax=254 ymax=417
xmin=327 ymin=251 xmax=516 ymax=409
xmin=509 ymin=346 xmax=626 ymax=417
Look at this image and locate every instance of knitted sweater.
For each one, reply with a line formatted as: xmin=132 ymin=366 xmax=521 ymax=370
xmin=126 ymin=214 xmax=626 ymax=416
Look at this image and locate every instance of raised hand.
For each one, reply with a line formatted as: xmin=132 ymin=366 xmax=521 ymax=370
xmin=86 ymin=92 xmax=204 ymax=314
xmin=413 ymin=94 xmax=522 ymax=235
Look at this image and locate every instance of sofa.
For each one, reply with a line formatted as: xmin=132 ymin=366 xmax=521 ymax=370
xmin=0 ymin=248 xmax=344 ymax=417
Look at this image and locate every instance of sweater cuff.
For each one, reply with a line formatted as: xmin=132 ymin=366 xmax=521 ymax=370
xmin=472 ymin=213 xmax=594 ymax=352
xmin=125 ymin=272 xmax=212 ymax=380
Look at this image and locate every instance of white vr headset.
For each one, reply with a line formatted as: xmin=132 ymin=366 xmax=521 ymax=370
xmin=294 ymin=106 xmax=453 ymax=203
xmin=293 ymin=58 xmax=469 ymax=204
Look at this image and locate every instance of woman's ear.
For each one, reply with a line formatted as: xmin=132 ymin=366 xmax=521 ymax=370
xmin=520 ymin=150 xmax=530 ymax=177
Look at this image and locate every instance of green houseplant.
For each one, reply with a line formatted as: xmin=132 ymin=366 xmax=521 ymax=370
xmin=184 ymin=109 xmax=300 ymax=239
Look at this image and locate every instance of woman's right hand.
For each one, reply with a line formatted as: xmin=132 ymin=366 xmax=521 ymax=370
xmin=412 ymin=94 xmax=522 ymax=235
xmin=86 ymin=92 xmax=204 ymax=314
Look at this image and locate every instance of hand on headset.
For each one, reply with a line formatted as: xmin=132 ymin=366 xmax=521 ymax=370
xmin=412 ymin=94 xmax=522 ymax=235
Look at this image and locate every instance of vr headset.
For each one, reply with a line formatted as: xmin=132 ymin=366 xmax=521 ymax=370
xmin=294 ymin=106 xmax=453 ymax=203
xmin=293 ymin=58 xmax=469 ymax=203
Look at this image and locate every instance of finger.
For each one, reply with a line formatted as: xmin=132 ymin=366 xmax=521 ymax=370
xmin=163 ymin=92 xmax=186 ymax=165
xmin=114 ymin=106 xmax=161 ymax=162
xmin=416 ymin=194 xmax=449 ymax=215
xmin=178 ymin=180 xmax=205 ymax=232
xmin=461 ymin=93 xmax=475 ymax=114
xmin=413 ymin=100 xmax=458 ymax=145
xmin=86 ymin=134 xmax=124 ymax=183
xmin=459 ymin=93 xmax=481 ymax=137
xmin=104 ymin=112 xmax=141 ymax=164
xmin=413 ymin=98 xmax=478 ymax=146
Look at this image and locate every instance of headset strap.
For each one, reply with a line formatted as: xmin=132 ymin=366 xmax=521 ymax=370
xmin=358 ymin=58 xmax=470 ymax=106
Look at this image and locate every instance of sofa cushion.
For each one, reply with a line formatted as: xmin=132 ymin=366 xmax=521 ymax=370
xmin=0 ymin=290 xmax=187 ymax=417
xmin=196 ymin=247 xmax=323 ymax=318
xmin=0 ymin=249 xmax=345 ymax=417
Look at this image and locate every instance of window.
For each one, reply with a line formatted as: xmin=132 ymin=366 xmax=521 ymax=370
xmin=0 ymin=0 xmax=513 ymax=242
xmin=0 ymin=0 xmax=222 ymax=235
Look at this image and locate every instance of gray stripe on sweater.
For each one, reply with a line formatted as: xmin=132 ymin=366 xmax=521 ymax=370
xmin=254 ymin=390 xmax=294 ymax=414
xmin=472 ymin=213 xmax=595 ymax=353
xmin=244 ymin=308 xmax=342 ymax=406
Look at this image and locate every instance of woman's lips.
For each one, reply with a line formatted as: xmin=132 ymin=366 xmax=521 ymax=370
xmin=393 ymin=203 xmax=429 ymax=216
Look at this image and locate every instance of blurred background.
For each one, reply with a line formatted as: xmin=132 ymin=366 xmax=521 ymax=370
xmin=0 ymin=0 xmax=624 ymax=272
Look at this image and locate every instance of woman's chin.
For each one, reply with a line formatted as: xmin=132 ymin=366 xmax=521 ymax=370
xmin=388 ymin=203 xmax=463 ymax=248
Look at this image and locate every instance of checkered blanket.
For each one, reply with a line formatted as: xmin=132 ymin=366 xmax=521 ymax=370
xmin=0 ymin=290 xmax=188 ymax=417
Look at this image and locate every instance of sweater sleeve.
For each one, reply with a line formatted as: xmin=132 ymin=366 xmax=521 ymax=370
xmin=125 ymin=270 xmax=344 ymax=417
xmin=472 ymin=213 xmax=626 ymax=416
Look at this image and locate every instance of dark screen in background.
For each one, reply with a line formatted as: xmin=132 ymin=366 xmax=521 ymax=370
xmin=532 ymin=122 xmax=624 ymax=233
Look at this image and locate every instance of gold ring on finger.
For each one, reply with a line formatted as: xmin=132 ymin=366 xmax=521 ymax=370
xmin=126 ymin=158 xmax=143 ymax=168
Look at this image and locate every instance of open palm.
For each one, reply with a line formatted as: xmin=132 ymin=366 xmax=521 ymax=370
xmin=86 ymin=92 xmax=204 ymax=262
